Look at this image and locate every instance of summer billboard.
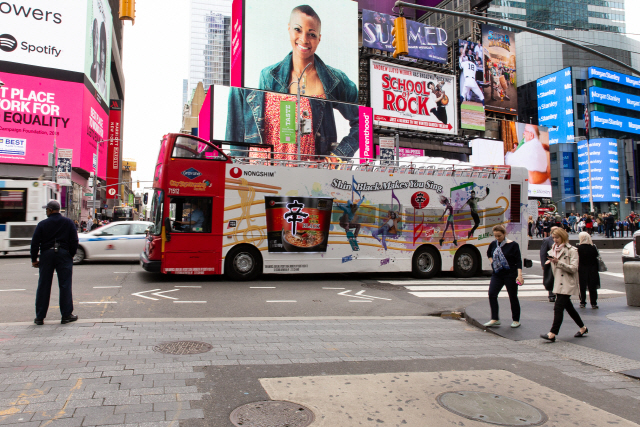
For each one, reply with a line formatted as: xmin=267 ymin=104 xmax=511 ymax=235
xmin=231 ymin=0 xmax=359 ymax=100
xmin=362 ymin=9 xmax=447 ymax=64
xmin=201 ymin=85 xmax=372 ymax=161
xmin=369 ymin=59 xmax=457 ymax=135
xmin=481 ymin=24 xmax=517 ymax=115
xmin=0 ymin=72 xmax=108 ymax=179
xmin=458 ymin=39 xmax=486 ymax=131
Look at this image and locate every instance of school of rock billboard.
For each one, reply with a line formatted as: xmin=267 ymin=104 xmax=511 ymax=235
xmin=362 ymin=9 xmax=447 ymax=64
xmin=231 ymin=0 xmax=359 ymax=97
xmin=369 ymin=59 xmax=457 ymax=135
xmin=481 ymin=24 xmax=517 ymax=115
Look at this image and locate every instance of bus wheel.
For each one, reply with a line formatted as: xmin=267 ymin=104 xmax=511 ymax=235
xmin=454 ymin=246 xmax=478 ymax=278
xmin=225 ymin=245 xmax=262 ymax=281
xmin=412 ymin=246 xmax=440 ymax=279
xmin=73 ymin=247 xmax=86 ymax=265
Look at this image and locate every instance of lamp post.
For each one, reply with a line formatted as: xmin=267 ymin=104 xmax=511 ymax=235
xmin=287 ymin=62 xmax=312 ymax=161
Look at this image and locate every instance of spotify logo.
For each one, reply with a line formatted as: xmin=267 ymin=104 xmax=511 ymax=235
xmin=0 ymin=33 xmax=17 ymax=52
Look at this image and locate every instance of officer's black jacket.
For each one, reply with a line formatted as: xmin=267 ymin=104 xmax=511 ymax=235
xmin=30 ymin=213 xmax=79 ymax=262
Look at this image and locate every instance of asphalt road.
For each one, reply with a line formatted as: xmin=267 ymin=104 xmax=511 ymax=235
xmin=0 ymin=249 xmax=625 ymax=323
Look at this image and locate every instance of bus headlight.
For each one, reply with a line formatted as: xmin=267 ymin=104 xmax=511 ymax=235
xmin=623 ymin=248 xmax=630 ymax=255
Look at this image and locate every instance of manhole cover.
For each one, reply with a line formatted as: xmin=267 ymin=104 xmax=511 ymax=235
xmin=230 ymin=400 xmax=314 ymax=427
xmin=361 ymin=283 xmax=404 ymax=291
xmin=153 ymin=341 xmax=213 ymax=355
xmin=437 ymin=391 xmax=547 ymax=426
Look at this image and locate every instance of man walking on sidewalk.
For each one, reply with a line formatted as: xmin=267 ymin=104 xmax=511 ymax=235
xmin=31 ymin=200 xmax=79 ymax=325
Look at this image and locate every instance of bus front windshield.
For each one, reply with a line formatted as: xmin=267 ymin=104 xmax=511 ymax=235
xmin=150 ymin=190 xmax=163 ymax=235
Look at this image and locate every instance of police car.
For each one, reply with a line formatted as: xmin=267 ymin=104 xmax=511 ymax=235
xmin=74 ymin=221 xmax=153 ymax=264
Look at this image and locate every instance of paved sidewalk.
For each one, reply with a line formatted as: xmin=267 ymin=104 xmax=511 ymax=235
xmin=1 ymin=317 xmax=639 ymax=426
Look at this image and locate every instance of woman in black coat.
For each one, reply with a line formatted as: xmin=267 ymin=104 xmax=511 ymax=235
xmin=577 ymin=231 xmax=600 ymax=308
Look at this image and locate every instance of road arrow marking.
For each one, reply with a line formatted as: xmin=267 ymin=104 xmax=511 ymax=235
xmin=354 ymin=290 xmax=392 ymax=300
xmin=338 ymin=290 xmax=392 ymax=301
xmin=151 ymin=289 xmax=179 ymax=300
xmin=132 ymin=289 xmax=161 ymax=300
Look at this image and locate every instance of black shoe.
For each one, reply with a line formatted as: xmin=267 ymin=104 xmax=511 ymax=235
xmin=540 ymin=333 xmax=556 ymax=342
xmin=439 ymin=239 xmax=444 ymax=246
xmin=579 ymin=303 xmax=586 ymax=308
xmin=548 ymin=297 xmax=556 ymax=302
xmin=34 ymin=318 xmax=44 ymax=325
xmin=453 ymin=239 xmax=458 ymax=246
xmin=592 ymin=305 xmax=599 ymax=309
xmin=574 ymin=327 xmax=588 ymax=337
xmin=61 ymin=314 xmax=78 ymax=324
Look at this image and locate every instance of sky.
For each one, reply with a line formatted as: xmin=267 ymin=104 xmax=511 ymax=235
xmin=120 ymin=0 xmax=640 ymax=190
xmin=121 ymin=0 xmax=190 ymax=190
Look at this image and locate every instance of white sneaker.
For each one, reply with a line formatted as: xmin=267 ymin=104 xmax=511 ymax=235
xmin=511 ymin=321 xmax=521 ymax=328
xmin=483 ymin=320 xmax=501 ymax=327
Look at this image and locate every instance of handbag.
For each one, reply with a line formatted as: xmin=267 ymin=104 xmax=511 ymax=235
xmin=594 ymin=244 xmax=607 ymax=272
xmin=543 ymin=263 xmax=554 ymax=291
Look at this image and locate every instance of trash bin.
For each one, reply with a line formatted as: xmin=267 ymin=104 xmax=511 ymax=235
xmin=623 ymin=261 xmax=640 ymax=307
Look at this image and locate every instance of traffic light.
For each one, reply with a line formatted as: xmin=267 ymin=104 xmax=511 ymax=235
xmin=119 ymin=0 xmax=136 ymax=25
xmin=143 ymin=193 xmax=148 ymax=205
xmin=391 ymin=17 xmax=408 ymax=58
xmin=626 ymin=197 xmax=630 ymax=204
xmin=137 ymin=180 xmax=140 ymax=188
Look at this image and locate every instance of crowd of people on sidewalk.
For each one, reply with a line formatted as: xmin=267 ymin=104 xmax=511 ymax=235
xmin=484 ymin=224 xmax=602 ymax=342
xmin=71 ymin=215 xmax=110 ymax=233
xmin=528 ymin=211 xmax=637 ymax=239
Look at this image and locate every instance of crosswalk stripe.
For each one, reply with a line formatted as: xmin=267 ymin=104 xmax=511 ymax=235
xmin=404 ymin=285 xmax=547 ymax=291
xmin=408 ymin=289 xmax=624 ymax=298
xmin=379 ymin=280 xmax=543 ymax=286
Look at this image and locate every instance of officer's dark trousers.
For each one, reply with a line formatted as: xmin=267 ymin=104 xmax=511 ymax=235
xmin=36 ymin=249 xmax=74 ymax=319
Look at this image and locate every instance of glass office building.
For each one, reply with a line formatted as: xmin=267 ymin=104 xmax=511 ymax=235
xmin=189 ymin=0 xmax=232 ymax=94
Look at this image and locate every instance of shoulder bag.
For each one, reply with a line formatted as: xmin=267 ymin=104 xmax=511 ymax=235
xmin=594 ymin=244 xmax=607 ymax=272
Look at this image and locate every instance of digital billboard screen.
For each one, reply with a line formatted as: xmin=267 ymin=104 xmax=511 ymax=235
xmin=369 ymin=59 xmax=457 ymax=135
xmin=362 ymin=9 xmax=447 ymax=64
xmin=0 ymin=72 xmax=108 ymax=179
xmin=589 ymin=86 xmax=640 ymax=113
xmin=588 ymin=67 xmax=640 ymax=90
xmin=481 ymin=24 xmax=517 ymax=115
xmin=232 ymin=0 xmax=359 ymax=98
xmin=201 ymin=85 xmax=372 ymax=161
xmin=83 ymin=0 xmax=113 ymax=104
xmin=578 ymin=138 xmax=620 ymax=202
xmin=537 ymin=67 xmax=574 ymax=145
xmin=458 ymin=39 xmax=485 ymax=131
xmin=590 ymin=111 xmax=640 ymax=136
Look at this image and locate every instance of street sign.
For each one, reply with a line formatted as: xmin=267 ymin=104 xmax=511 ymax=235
xmin=107 ymin=188 xmax=117 ymax=196
xmin=84 ymin=192 xmax=93 ymax=197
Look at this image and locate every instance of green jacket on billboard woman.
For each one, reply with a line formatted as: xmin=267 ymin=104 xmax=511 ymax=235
xmin=226 ymin=52 xmax=360 ymax=159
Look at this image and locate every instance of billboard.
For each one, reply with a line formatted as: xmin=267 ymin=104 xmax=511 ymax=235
xmin=56 ymin=148 xmax=72 ymax=186
xmin=376 ymin=146 xmax=424 ymax=158
xmin=206 ymin=85 xmax=371 ymax=160
xmin=471 ymin=123 xmax=551 ymax=197
xmin=590 ymin=111 xmax=640 ymax=136
xmin=362 ymin=9 xmax=447 ymax=64
xmin=578 ymin=138 xmax=620 ymax=202
xmin=106 ymin=100 xmax=122 ymax=199
xmin=458 ymin=39 xmax=485 ymax=131
xmin=481 ymin=24 xmax=517 ymax=115
xmin=232 ymin=0 xmax=359 ymax=97
xmin=84 ymin=0 xmax=113 ymax=104
xmin=537 ymin=68 xmax=574 ymax=145
xmin=0 ymin=72 xmax=108 ymax=178
xmin=589 ymin=67 xmax=640 ymax=90
xmin=589 ymin=86 xmax=640 ymax=112
xmin=369 ymin=59 xmax=457 ymax=135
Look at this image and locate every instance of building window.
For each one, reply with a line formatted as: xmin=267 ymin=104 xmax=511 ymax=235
xmin=550 ymin=152 xmax=557 ymax=165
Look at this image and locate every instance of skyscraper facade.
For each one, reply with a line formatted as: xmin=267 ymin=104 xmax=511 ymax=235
xmin=189 ymin=0 xmax=232 ymax=94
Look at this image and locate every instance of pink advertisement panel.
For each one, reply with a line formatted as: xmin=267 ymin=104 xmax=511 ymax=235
xmin=231 ymin=0 xmax=244 ymax=87
xmin=376 ymin=146 xmax=425 ymax=158
xmin=198 ymin=89 xmax=212 ymax=141
xmin=0 ymin=72 xmax=107 ymax=179
xmin=359 ymin=106 xmax=373 ymax=164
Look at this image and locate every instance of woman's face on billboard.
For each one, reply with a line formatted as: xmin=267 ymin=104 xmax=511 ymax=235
xmin=288 ymin=11 xmax=321 ymax=60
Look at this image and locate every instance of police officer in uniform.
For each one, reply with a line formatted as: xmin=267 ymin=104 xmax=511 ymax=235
xmin=31 ymin=200 xmax=79 ymax=325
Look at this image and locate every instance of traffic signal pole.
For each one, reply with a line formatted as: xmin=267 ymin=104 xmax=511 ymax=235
xmin=393 ymin=1 xmax=640 ymax=76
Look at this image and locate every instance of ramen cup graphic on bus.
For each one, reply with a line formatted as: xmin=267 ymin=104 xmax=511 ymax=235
xmin=264 ymin=196 xmax=334 ymax=253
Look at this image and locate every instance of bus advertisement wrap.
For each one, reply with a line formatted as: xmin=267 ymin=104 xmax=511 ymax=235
xmin=369 ymin=59 xmax=457 ymax=135
xmin=0 ymin=72 xmax=108 ymax=178
xmin=578 ymin=138 xmax=620 ymax=202
xmin=231 ymin=0 xmax=359 ymax=96
xmin=537 ymin=67 xmax=574 ymax=144
xmin=206 ymin=85 xmax=371 ymax=160
xmin=458 ymin=39 xmax=486 ymax=131
xmin=481 ymin=25 xmax=517 ymax=115
xmin=362 ymin=9 xmax=447 ymax=64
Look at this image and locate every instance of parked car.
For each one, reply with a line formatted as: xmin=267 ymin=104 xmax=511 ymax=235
xmin=74 ymin=221 xmax=152 ymax=264
xmin=622 ymin=230 xmax=640 ymax=264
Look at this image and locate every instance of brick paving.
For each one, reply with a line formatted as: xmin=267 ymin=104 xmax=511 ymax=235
xmin=0 ymin=318 xmax=639 ymax=426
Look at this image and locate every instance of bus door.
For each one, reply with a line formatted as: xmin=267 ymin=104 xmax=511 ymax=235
xmin=161 ymin=135 xmax=228 ymax=275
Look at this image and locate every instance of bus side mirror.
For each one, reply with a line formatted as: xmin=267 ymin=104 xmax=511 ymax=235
xmin=524 ymin=258 xmax=533 ymax=268
xmin=164 ymin=217 xmax=172 ymax=242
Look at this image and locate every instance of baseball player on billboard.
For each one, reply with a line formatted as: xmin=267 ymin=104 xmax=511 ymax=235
xmin=459 ymin=50 xmax=484 ymax=105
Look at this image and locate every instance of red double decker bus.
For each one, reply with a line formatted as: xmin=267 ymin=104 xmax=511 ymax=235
xmin=141 ymin=133 xmax=528 ymax=280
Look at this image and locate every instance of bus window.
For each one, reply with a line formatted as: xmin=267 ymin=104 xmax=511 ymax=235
xmin=171 ymin=136 xmax=225 ymax=160
xmin=169 ymin=197 xmax=212 ymax=233
xmin=150 ymin=190 xmax=163 ymax=235
xmin=0 ymin=189 xmax=27 ymax=224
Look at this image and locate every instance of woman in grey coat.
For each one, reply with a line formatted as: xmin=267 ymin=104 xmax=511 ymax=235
xmin=541 ymin=228 xmax=588 ymax=342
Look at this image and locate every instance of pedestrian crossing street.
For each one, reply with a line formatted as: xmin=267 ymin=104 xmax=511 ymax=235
xmin=373 ymin=275 xmax=625 ymax=298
